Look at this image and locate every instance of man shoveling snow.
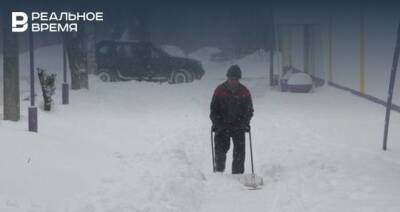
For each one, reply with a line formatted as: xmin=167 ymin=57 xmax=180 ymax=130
xmin=210 ymin=65 xmax=263 ymax=188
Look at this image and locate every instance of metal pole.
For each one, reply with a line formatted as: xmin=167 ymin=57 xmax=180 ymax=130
xmin=328 ymin=14 xmax=333 ymax=82
xmin=62 ymin=35 xmax=69 ymax=104
xmin=269 ymin=7 xmax=275 ymax=86
xmin=28 ymin=29 xmax=38 ymax=132
xmin=269 ymin=41 xmax=274 ymax=86
xmin=30 ymin=31 xmax=35 ymax=107
xmin=359 ymin=7 xmax=366 ymax=94
xmin=248 ymin=130 xmax=255 ymax=175
xmin=63 ymin=38 xmax=67 ymax=83
xmin=304 ymin=25 xmax=310 ymax=73
xmin=211 ymin=127 xmax=216 ymax=172
xmin=383 ymin=22 xmax=400 ymax=150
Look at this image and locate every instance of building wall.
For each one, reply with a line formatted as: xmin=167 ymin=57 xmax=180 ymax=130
xmin=364 ymin=9 xmax=400 ymax=104
xmin=276 ymin=3 xmax=400 ymax=106
xmin=330 ymin=6 xmax=400 ymax=104
xmin=331 ymin=11 xmax=360 ymax=92
xmin=275 ymin=4 xmax=330 ymax=85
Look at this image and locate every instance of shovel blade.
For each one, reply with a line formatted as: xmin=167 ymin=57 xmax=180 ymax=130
xmin=231 ymin=173 xmax=264 ymax=189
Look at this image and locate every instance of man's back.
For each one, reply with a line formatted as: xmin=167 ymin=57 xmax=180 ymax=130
xmin=210 ymin=81 xmax=253 ymax=130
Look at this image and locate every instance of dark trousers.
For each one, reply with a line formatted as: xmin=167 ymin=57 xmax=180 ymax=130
xmin=214 ymin=129 xmax=245 ymax=174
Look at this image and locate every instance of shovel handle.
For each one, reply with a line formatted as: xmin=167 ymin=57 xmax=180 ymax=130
xmin=211 ymin=127 xmax=216 ymax=172
xmin=248 ymin=130 xmax=255 ymax=175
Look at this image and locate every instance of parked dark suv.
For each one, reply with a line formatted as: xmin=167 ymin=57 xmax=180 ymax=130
xmin=95 ymin=40 xmax=205 ymax=83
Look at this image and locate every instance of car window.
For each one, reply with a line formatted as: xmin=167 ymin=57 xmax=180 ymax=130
xmin=151 ymin=48 xmax=167 ymax=59
xmin=132 ymin=44 xmax=151 ymax=59
xmin=131 ymin=45 xmax=143 ymax=58
xmin=116 ymin=44 xmax=133 ymax=57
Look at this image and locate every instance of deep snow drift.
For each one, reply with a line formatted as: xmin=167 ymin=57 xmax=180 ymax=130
xmin=1 ymin=44 xmax=400 ymax=212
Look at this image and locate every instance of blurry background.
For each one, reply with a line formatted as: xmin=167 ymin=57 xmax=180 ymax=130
xmin=1 ymin=1 xmax=400 ymax=105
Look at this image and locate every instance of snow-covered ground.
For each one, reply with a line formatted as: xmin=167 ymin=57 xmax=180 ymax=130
xmin=188 ymin=47 xmax=270 ymax=80
xmin=1 ymin=45 xmax=400 ymax=212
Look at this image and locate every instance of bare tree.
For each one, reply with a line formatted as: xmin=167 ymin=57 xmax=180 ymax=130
xmin=3 ymin=13 xmax=20 ymax=121
xmin=84 ymin=23 xmax=97 ymax=75
xmin=64 ymin=28 xmax=88 ymax=90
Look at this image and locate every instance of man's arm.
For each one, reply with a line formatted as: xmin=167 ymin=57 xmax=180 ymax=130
xmin=210 ymin=90 xmax=222 ymax=129
xmin=244 ymin=93 xmax=254 ymax=124
xmin=240 ymin=89 xmax=254 ymax=131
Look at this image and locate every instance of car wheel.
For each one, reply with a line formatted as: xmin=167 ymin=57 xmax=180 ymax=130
xmin=98 ymin=71 xmax=113 ymax=82
xmin=181 ymin=69 xmax=194 ymax=82
xmin=172 ymin=71 xmax=188 ymax=84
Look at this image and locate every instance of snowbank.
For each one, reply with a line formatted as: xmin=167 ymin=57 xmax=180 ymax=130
xmin=234 ymin=49 xmax=269 ymax=78
xmin=0 ymin=79 xmax=212 ymax=212
xmin=287 ymin=72 xmax=313 ymax=85
xmin=161 ymin=45 xmax=186 ymax=57
xmin=192 ymin=48 xmax=270 ymax=80
xmin=188 ymin=47 xmax=221 ymax=62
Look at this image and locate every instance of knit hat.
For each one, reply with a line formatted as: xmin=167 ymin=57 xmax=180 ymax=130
xmin=226 ymin=65 xmax=242 ymax=80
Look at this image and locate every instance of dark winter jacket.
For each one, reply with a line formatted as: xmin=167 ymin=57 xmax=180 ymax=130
xmin=210 ymin=82 xmax=254 ymax=131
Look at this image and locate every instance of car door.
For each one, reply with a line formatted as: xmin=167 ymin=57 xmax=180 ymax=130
xmin=96 ymin=42 xmax=114 ymax=71
xmin=149 ymin=47 xmax=169 ymax=80
xmin=115 ymin=44 xmax=134 ymax=78
xmin=130 ymin=43 xmax=152 ymax=80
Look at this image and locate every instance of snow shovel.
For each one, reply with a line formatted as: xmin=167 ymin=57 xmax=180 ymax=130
xmin=241 ymin=129 xmax=264 ymax=189
xmin=211 ymin=126 xmax=216 ymax=173
xmin=210 ymin=127 xmax=264 ymax=189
